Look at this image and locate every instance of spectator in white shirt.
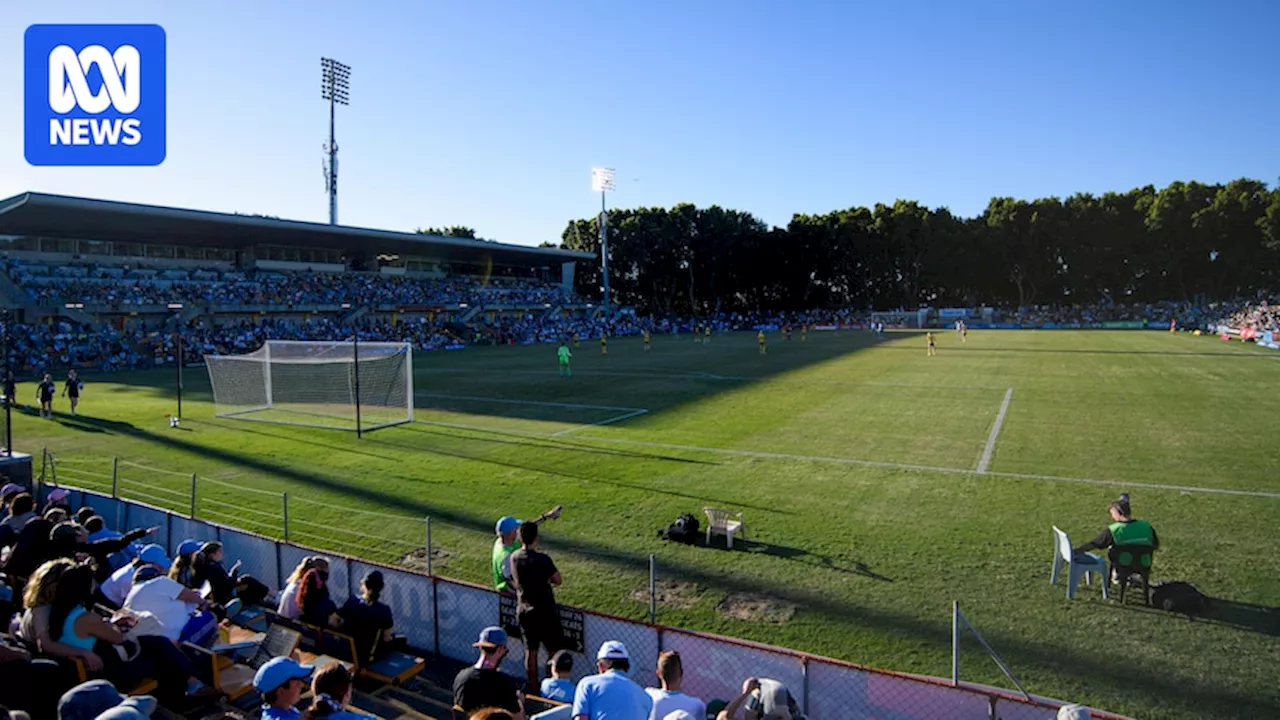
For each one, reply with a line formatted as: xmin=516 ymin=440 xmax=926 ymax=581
xmin=645 ymin=652 xmax=704 ymax=720
xmin=100 ymin=544 xmax=170 ymax=608
xmin=123 ymin=566 xmax=207 ymax=643
xmin=278 ymin=556 xmax=329 ymax=620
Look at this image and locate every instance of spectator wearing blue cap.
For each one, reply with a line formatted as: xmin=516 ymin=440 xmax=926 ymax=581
xmin=57 ymin=680 xmax=156 ymax=720
xmin=255 ymin=657 xmax=315 ymax=720
xmin=168 ymin=539 xmax=205 ymax=588
xmin=573 ymin=641 xmax=652 ymax=720
xmin=493 ymin=517 xmax=522 ymax=592
xmin=453 ymin=627 xmax=525 ymax=718
xmin=100 ymin=544 xmax=170 ymax=608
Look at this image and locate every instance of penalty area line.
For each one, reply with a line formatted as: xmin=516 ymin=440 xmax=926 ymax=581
xmin=550 ymin=408 xmax=650 ymax=437
xmin=976 ymin=387 xmax=1014 ymax=474
xmin=415 ymin=391 xmax=643 ymax=413
xmin=555 ymin=435 xmax=1280 ymax=500
xmin=405 ymin=418 xmax=1280 ymax=500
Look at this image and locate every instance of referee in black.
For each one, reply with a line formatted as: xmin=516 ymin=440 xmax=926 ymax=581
xmin=509 ymin=520 xmax=563 ymax=694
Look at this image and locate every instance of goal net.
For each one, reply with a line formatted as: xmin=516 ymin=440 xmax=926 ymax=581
xmin=204 ymin=340 xmax=414 ymax=431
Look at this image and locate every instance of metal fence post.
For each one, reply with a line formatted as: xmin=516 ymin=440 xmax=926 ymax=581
xmin=425 ymin=516 xmax=433 ymax=577
xmin=801 ymin=656 xmax=810 ymax=717
xmin=648 ymin=554 xmax=657 ymax=626
xmin=282 ymin=492 xmax=290 ymax=543
xmin=189 ymin=473 xmax=197 ymax=519
xmin=111 ymin=457 xmax=119 ymax=498
xmin=952 ymin=600 xmax=961 ymax=687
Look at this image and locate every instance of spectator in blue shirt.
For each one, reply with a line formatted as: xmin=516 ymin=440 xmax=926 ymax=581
xmin=572 ymin=641 xmax=652 ymax=720
xmin=254 ymin=657 xmax=315 ymax=720
xmin=540 ymin=650 xmax=576 ymax=703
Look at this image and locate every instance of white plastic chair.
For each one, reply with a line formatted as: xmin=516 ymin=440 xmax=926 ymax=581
xmin=704 ymin=507 xmax=746 ymax=549
xmin=1051 ymin=526 xmax=1108 ymax=600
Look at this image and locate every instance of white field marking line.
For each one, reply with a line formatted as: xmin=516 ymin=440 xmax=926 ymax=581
xmin=976 ymin=388 xmax=1014 ymax=474
xmin=415 ymin=391 xmax=643 ymax=413
xmin=566 ymin=435 xmax=1280 ymax=500
xmin=407 ymin=418 xmax=1280 ymax=499
xmin=550 ymin=408 xmax=650 ymax=437
xmin=421 ymin=367 xmax=1006 ymax=391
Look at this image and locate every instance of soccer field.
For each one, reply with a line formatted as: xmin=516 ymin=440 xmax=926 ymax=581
xmin=18 ymin=330 xmax=1280 ymax=719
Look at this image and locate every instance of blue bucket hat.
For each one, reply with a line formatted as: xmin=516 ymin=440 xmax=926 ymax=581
xmin=495 ymin=516 xmax=521 ymax=535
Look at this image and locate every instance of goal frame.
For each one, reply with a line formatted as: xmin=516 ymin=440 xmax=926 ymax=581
xmin=206 ymin=339 xmax=414 ymax=433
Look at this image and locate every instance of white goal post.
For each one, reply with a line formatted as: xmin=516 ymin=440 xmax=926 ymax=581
xmin=204 ymin=339 xmax=414 ymax=432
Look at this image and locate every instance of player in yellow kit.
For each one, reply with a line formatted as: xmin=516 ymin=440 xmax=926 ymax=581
xmin=703 ymin=325 xmax=711 ymax=344
xmin=693 ymin=324 xmax=702 ymax=344
xmin=572 ymin=333 xmax=580 ymax=348
xmin=927 ymin=332 xmax=937 ymax=356
xmin=757 ymin=330 xmax=767 ymax=355
xmin=600 ymin=334 xmax=608 ymax=355
xmin=801 ymin=325 xmax=808 ymax=343
xmin=642 ymin=329 xmax=651 ymax=352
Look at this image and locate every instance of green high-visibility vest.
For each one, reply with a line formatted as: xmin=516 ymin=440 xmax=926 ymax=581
xmin=1110 ymin=519 xmax=1154 ymax=547
xmin=1109 ymin=519 xmax=1154 ymax=568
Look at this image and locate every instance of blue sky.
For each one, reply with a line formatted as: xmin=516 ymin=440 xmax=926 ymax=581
xmin=3 ymin=1 xmax=1277 ymax=247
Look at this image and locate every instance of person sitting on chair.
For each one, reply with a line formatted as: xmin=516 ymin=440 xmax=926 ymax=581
xmin=1074 ymin=499 xmax=1159 ymax=579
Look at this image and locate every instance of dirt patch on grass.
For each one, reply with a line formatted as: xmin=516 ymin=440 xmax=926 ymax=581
xmin=716 ymin=593 xmax=796 ymax=624
xmin=629 ymin=581 xmax=705 ymax=610
xmin=398 ymin=546 xmax=454 ymax=574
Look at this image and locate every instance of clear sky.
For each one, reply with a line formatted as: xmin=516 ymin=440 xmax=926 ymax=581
xmin=3 ymin=1 xmax=1277 ymax=247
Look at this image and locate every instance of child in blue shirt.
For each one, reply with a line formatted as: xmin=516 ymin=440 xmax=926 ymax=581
xmin=540 ymin=650 xmax=576 ymax=703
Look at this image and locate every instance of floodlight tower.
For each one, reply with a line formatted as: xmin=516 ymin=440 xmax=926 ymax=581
xmin=591 ymin=167 xmax=616 ymax=309
xmin=321 ymin=57 xmax=350 ymax=225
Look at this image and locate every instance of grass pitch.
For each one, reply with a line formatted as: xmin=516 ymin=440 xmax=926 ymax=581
xmin=16 ymin=330 xmax=1280 ymax=719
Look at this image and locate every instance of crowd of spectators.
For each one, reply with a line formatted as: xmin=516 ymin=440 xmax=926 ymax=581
xmin=1216 ymin=297 xmax=1278 ymax=332
xmin=3 ymin=261 xmax=572 ymax=310
xmin=0 ymin=482 xmax=832 ymax=720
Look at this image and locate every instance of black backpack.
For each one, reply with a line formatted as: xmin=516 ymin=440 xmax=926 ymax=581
xmin=1150 ymin=581 xmax=1211 ymax=616
xmin=659 ymin=513 xmax=701 ymax=544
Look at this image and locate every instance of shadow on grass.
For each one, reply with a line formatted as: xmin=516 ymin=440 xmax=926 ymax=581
xmin=378 ymin=424 xmax=791 ymax=516
xmin=1100 ymin=596 xmax=1280 ymax=638
xmin=701 ymin=535 xmax=893 ymax=582
xmin=46 ymin=413 xmax=1280 ymax=717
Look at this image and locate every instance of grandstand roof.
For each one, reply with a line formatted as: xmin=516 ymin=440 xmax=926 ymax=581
xmin=0 ymin=192 xmax=592 ymax=263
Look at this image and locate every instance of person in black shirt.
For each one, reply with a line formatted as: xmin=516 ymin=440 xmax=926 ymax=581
xmin=338 ymin=571 xmax=399 ymax=662
xmin=61 ymin=370 xmax=82 ymax=416
xmin=509 ymin=521 xmax=562 ymax=693
xmin=3 ymin=371 xmax=15 ymax=409
xmin=452 ymin=626 xmax=524 ymax=718
xmin=36 ymin=374 xmax=55 ymax=419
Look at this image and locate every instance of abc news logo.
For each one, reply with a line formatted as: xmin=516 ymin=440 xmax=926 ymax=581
xmin=24 ymin=24 xmax=167 ymax=166
xmin=48 ymin=44 xmax=143 ymax=146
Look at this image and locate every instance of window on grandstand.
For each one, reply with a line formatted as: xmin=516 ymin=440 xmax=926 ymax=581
xmin=0 ymin=235 xmax=40 ymax=251
xmin=175 ymin=246 xmax=202 ymax=260
xmin=78 ymin=239 xmax=111 ymax=256
xmin=203 ymin=248 xmax=235 ymax=262
xmin=113 ymin=243 xmax=144 ymax=257
xmin=146 ymin=244 xmax=176 ymax=258
xmin=39 ymin=238 xmax=75 ymax=254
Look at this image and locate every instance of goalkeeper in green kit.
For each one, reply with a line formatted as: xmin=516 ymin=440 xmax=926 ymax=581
xmin=558 ymin=341 xmax=573 ymax=377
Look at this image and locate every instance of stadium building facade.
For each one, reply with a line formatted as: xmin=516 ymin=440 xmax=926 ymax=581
xmin=0 ymin=192 xmax=591 ymax=324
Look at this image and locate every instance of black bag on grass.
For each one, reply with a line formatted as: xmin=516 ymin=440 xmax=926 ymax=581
xmin=1150 ymin=581 xmax=1210 ymax=615
xmin=659 ymin=513 xmax=700 ymax=544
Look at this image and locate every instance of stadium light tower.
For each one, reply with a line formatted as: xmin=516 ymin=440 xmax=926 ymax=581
xmin=591 ymin=167 xmax=616 ymax=309
xmin=321 ymin=57 xmax=350 ymax=225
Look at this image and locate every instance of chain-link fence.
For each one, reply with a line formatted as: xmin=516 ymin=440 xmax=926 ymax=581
xmin=37 ymin=449 xmax=1123 ymax=719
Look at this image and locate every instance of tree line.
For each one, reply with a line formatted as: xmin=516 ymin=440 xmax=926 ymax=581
xmin=556 ymin=179 xmax=1280 ymax=314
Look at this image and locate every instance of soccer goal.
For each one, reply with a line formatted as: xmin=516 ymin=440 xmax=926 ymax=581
xmin=205 ymin=340 xmax=414 ymax=432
